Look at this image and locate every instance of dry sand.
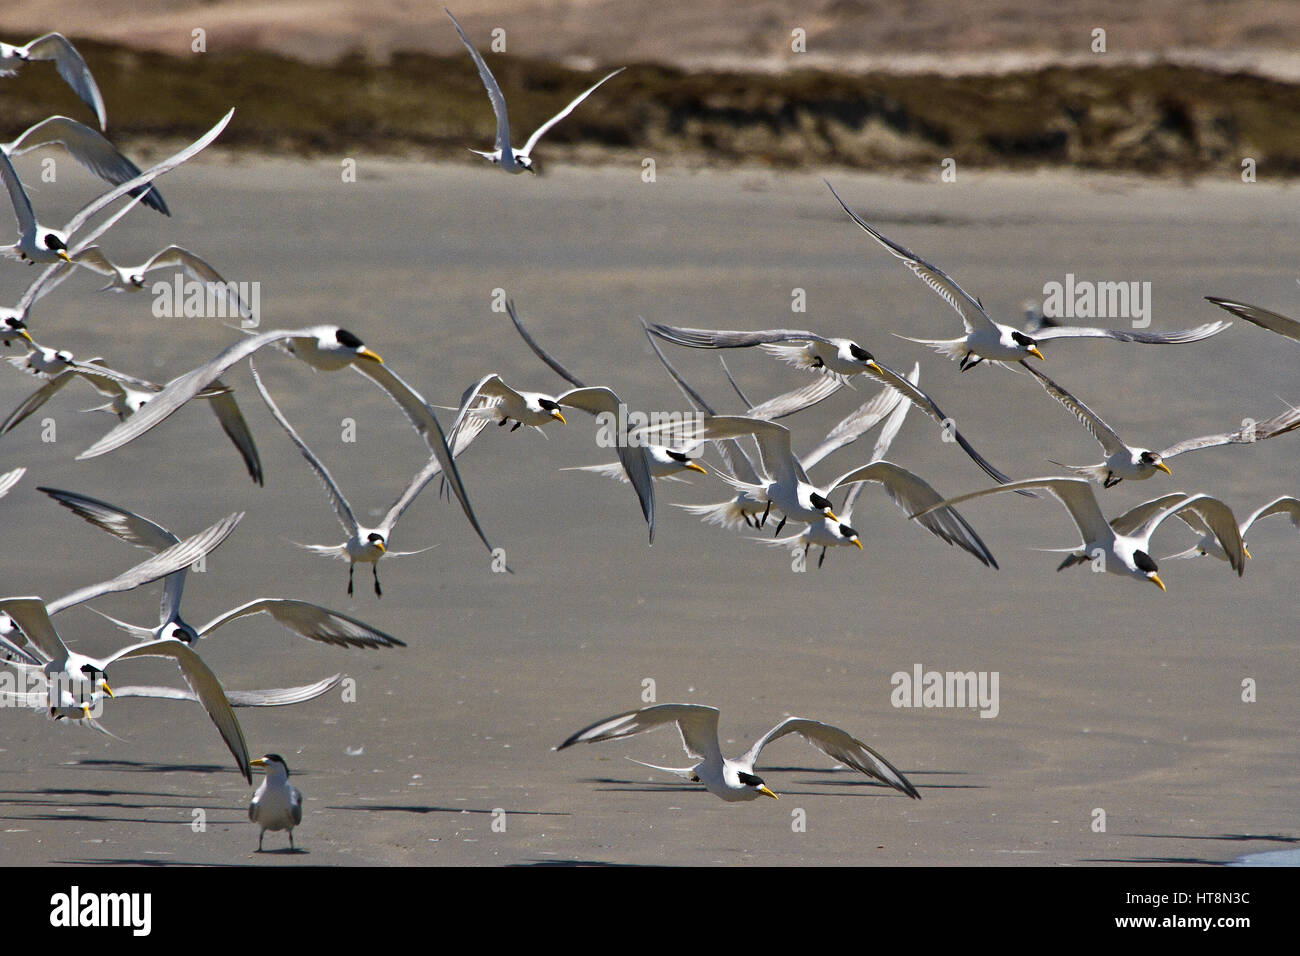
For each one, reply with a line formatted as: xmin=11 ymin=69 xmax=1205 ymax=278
xmin=0 ymin=157 xmax=1295 ymax=866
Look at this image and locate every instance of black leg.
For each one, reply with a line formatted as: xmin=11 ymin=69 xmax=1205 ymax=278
xmin=818 ymin=547 xmax=827 ymax=568
xmin=510 ymin=421 xmax=522 ymax=432
xmin=742 ymin=512 xmax=753 ymax=528
xmin=289 ymin=831 xmax=295 ymax=850
xmin=373 ymin=565 xmax=382 ymax=597
xmin=760 ymin=500 xmax=772 ymax=526
xmin=258 ymin=831 xmax=264 ymax=852
xmin=497 ymin=418 xmax=508 ymax=427
xmin=773 ymin=515 xmax=787 ymax=537
xmin=347 ymin=565 xmax=354 ymax=596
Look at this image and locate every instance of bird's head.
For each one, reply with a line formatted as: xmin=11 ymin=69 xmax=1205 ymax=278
xmin=666 ymin=449 xmax=707 ymax=474
xmin=43 ymin=231 xmax=71 ymax=262
xmin=737 ymin=770 xmax=778 ymax=800
xmin=166 ymin=621 xmax=201 ymax=645
xmin=839 ymin=523 xmax=863 ymax=549
xmin=251 ymin=754 xmax=290 ymax=776
xmin=1133 ymin=549 xmax=1165 ymax=591
xmin=1 ymin=317 xmax=33 ymax=345
xmin=366 ymin=532 xmax=387 ymax=554
xmin=809 ymin=491 xmax=838 ymax=522
xmin=1138 ymin=450 xmax=1172 ymax=476
xmin=334 ymin=328 xmax=383 ymax=364
xmin=538 ymin=398 xmax=566 ymax=424
xmin=78 ymin=663 xmax=112 ymax=699
xmin=517 ymin=155 xmax=537 ymax=175
xmin=846 ymin=342 xmax=882 ymax=373
xmin=1010 ymin=330 xmax=1045 ymax=361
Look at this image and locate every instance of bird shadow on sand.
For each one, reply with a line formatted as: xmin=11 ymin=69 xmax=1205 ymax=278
xmin=1079 ymin=831 xmax=1299 ymax=865
xmin=0 ymin=786 xmax=245 ymax=826
xmin=326 ymin=803 xmax=570 ymax=818
xmin=509 ymin=858 xmax=655 ymax=867
xmin=53 ymin=857 xmax=254 ymax=867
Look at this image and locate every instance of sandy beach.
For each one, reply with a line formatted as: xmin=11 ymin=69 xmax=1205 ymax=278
xmin=0 ymin=157 xmax=1295 ymax=866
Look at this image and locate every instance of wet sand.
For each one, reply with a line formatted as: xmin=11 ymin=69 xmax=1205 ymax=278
xmin=0 ymin=158 xmax=1296 ymax=865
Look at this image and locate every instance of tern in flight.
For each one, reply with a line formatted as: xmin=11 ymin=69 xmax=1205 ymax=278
xmin=0 ymin=108 xmax=232 ymax=265
xmin=1166 ymin=496 xmax=1300 ymax=564
xmin=1022 ymin=362 xmax=1300 ymax=486
xmin=825 ymin=181 xmax=1230 ymax=370
xmin=913 ymin=478 xmax=1247 ymax=588
xmin=1205 ymin=295 xmax=1300 ymax=344
xmin=557 ymin=703 xmax=920 ymax=802
xmin=446 ymin=8 xmax=624 ymax=174
xmin=1 ymin=33 xmax=106 ymax=129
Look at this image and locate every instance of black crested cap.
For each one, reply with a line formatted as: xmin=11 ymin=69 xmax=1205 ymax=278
xmin=1133 ymin=550 xmax=1159 ymax=574
xmin=737 ymin=771 xmax=765 ymax=787
xmin=335 ymin=328 xmax=365 ymax=349
xmin=666 ymin=450 xmax=690 ymax=463
xmin=848 ymin=343 xmax=874 ymax=362
xmin=1010 ymin=330 xmax=1036 ymax=347
xmin=809 ymin=492 xmax=832 ymax=510
xmin=839 ymin=524 xmax=858 ymax=538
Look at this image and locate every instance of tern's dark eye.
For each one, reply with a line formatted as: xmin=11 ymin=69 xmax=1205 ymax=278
xmin=848 ymin=343 xmax=873 ymax=362
xmin=1133 ymin=550 xmax=1159 ymax=574
xmin=1010 ymin=331 xmax=1035 ymax=348
xmin=335 ymin=329 xmax=364 ymax=349
xmin=737 ymin=771 xmax=765 ymax=787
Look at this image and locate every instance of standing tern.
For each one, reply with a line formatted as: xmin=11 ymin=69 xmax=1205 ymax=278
xmin=3 ymin=116 xmax=166 ymax=213
xmin=1023 ymin=362 xmax=1300 ymax=486
xmin=0 ymin=108 xmax=233 ymax=265
xmin=912 ymin=478 xmax=1247 ymax=587
xmin=1166 ymin=496 xmax=1300 ymax=563
xmin=252 ymin=363 xmax=449 ymax=597
xmin=557 ymin=703 xmax=920 ymax=802
xmin=249 ymin=754 xmax=303 ymax=851
xmin=825 ymin=181 xmax=1230 ymax=369
xmin=446 ymin=9 xmax=624 ymax=174
xmin=40 ymin=486 xmax=405 ymax=646
xmin=0 ymin=33 xmax=106 ymax=129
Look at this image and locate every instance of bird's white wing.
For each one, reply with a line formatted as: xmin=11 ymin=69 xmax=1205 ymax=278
xmin=826 ymin=180 xmax=996 ymax=336
xmin=1162 ymin=496 xmax=1246 ymax=575
xmin=0 ymin=465 xmax=25 ymax=497
xmin=112 ymin=674 xmax=341 ymax=708
xmin=47 ymin=511 xmax=242 ymax=616
xmin=445 ymin=8 xmax=511 ymax=151
xmin=912 ymin=476 xmax=1111 ymax=547
xmin=646 ymin=414 xmax=797 ymax=487
xmin=557 ymin=703 xmax=722 ymax=763
xmin=61 ymin=109 xmax=233 ymax=241
xmin=379 ymin=450 xmax=445 ymax=534
xmin=0 ymin=372 xmax=79 ymax=433
xmin=740 ymin=717 xmax=920 ymax=798
xmin=1032 ymin=320 xmax=1230 ymax=344
xmin=76 ymin=327 xmax=302 ymax=459
xmin=351 ymin=360 xmax=496 ymax=556
xmin=22 ymin=34 xmax=107 ymax=130
xmin=1205 ymin=296 xmax=1300 ymax=343
xmin=1021 ymin=362 xmax=1130 ymax=457
xmin=802 ymin=376 xmax=906 ymax=470
xmin=197 ymin=598 xmax=404 ymax=649
xmin=250 ymin=361 xmax=356 ymax=535
xmin=0 ymin=147 xmax=38 ymax=235
xmin=870 ymin=362 xmax=918 ymax=461
xmin=1159 ymin=404 xmax=1300 ymax=459
xmin=828 ymin=460 xmax=998 ymax=567
xmin=103 ymin=639 xmax=251 ymax=783
xmin=1109 ymin=494 xmax=1190 ymax=537
xmin=0 ymin=597 xmax=67 ymax=663
xmin=203 ymin=386 xmax=263 ymax=485
xmin=557 ymin=386 xmax=656 ymax=542
xmin=648 ymin=322 xmax=832 ymax=348
xmin=745 ymin=375 xmax=843 ymax=421
xmin=521 ymin=68 xmax=625 ymax=157
xmin=38 ymin=485 xmax=179 ymax=550
xmin=5 ymin=116 xmax=165 ymax=212
xmin=1241 ymin=496 xmax=1300 ymax=536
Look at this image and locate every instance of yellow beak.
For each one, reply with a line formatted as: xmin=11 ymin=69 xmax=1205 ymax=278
xmin=1154 ymin=462 xmax=1172 ymax=476
xmin=101 ymin=681 xmax=114 ymax=698
xmin=867 ymin=361 xmax=884 ymax=375
xmin=16 ymin=329 xmax=33 ymax=344
xmin=683 ymin=461 xmax=708 ymax=475
xmin=824 ymin=509 xmax=838 ymax=522
xmin=1027 ymin=346 xmax=1045 ymax=361
xmin=374 ymin=542 xmax=386 ymax=554
xmin=551 ymin=410 xmax=567 ymax=425
xmin=250 ymin=758 xmax=268 ymax=768
xmin=1149 ymin=573 xmax=1166 ymax=592
xmin=758 ymin=785 xmax=779 ymax=800
xmin=57 ymin=250 xmax=72 ymax=263
xmin=359 ymin=348 xmax=384 ymax=364
xmin=851 ymin=538 xmax=863 ymax=550
xmin=1243 ymin=546 xmax=1252 ymax=560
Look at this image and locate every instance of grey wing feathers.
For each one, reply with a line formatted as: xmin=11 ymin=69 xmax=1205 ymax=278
xmin=1205 ymin=296 xmax=1300 ymax=342
xmin=743 ymin=717 xmax=920 ymax=799
xmin=648 ymin=323 xmax=829 ymax=349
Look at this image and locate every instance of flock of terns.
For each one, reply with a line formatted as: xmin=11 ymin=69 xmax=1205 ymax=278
xmin=1 ymin=15 xmax=1298 ymax=851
